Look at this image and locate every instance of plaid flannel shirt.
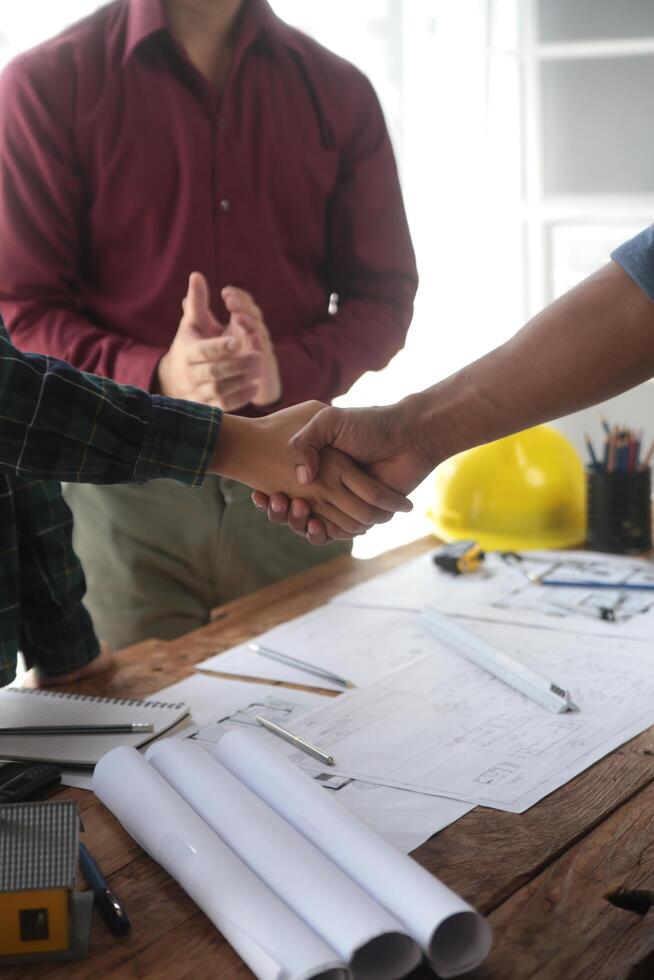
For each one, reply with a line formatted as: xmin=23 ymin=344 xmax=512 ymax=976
xmin=0 ymin=324 xmax=221 ymax=686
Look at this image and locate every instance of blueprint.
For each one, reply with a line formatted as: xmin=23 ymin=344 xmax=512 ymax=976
xmin=197 ymin=604 xmax=433 ymax=691
xmin=284 ymin=619 xmax=654 ymax=812
xmin=150 ymin=673 xmax=472 ymax=852
xmin=331 ymin=548 xmax=654 ymax=640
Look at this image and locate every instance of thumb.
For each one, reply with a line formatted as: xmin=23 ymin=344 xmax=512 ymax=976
xmin=183 ymin=272 xmax=223 ymax=338
xmin=289 ymin=406 xmax=343 ymax=485
xmin=185 ymin=271 xmax=209 ymax=316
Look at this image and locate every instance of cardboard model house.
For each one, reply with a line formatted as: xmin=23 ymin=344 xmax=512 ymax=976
xmin=0 ymin=800 xmax=80 ymax=956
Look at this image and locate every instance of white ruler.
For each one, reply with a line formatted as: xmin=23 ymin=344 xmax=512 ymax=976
xmin=420 ymin=608 xmax=577 ymax=714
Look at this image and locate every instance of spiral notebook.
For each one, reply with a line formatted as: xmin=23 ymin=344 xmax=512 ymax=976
xmin=0 ymin=688 xmax=189 ymax=767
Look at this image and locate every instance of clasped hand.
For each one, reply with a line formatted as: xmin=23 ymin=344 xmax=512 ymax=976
xmin=157 ymin=271 xmax=281 ymax=410
xmin=218 ymin=402 xmax=413 ymax=539
xmin=251 ymin=402 xmax=435 ymax=544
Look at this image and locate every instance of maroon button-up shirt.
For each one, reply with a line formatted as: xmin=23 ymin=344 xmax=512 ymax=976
xmin=0 ymin=0 xmax=417 ymax=410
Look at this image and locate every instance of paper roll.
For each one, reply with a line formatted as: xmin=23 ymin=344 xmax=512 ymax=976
xmin=93 ymin=746 xmax=346 ymax=980
xmin=147 ymin=738 xmax=421 ymax=980
xmin=215 ymin=729 xmax=492 ymax=978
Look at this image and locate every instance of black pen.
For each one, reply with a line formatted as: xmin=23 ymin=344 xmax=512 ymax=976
xmin=79 ymin=841 xmax=130 ymax=936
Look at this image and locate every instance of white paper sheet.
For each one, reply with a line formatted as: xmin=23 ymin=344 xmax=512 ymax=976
xmin=310 ymin=774 xmax=471 ymax=855
xmin=147 ymin=740 xmax=421 ymax=980
xmin=331 ymin=549 xmax=654 ymax=641
xmin=216 ymin=729 xmax=492 ymax=978
xmin=196 ymin=605 xmax=432 ymax=691
xmin=153 ymin=674 xmax=473 ymax=853
xmin=93 ymin=746 xmax=347 ymax=980
xmin=60 ymin=768 xmax=94 ymax=790
xmin=276 ymin=620 xmax=654 ymax=812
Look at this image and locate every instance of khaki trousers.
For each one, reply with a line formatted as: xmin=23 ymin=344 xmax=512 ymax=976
xmin=64 ymin=478 xmax=350 ymax=651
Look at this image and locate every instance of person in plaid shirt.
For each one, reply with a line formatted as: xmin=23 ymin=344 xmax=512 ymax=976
xmin=0 ymin=323 xmax=408 ymax=688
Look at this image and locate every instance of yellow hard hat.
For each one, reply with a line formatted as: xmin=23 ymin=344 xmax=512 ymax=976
xmin=428 ymin=425 xmax=586 ymax=550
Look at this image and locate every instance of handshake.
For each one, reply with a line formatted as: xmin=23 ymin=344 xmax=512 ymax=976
xmin=164 ymin=272 xmax=437 ymax=544
xmin=212 ymin=399 xmax=437 ymax=546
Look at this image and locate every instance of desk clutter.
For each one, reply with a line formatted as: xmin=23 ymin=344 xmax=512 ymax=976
xmin=94 ymin=732 xmax=490 ymax=980
xmin=8 ymin=543 xmax=654 ymax=977
xmin=194 ymin=547 xmax=654 ymax=815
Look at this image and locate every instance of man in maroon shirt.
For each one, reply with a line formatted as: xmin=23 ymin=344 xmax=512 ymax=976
xmin=0 ymin=0 xmax=417 ymax=649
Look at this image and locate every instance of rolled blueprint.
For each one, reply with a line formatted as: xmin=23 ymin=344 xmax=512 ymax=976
xmin=214 ymin=729 xmax=493 ymax=978
xmin=147 ymin=739 xmax=421 ymax=980
xmin=93 ymin=746 xmax=346 ymax=980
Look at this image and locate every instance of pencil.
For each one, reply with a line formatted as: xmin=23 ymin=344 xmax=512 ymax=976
xmin=584 ymin=433 xmax=599 ymax=470
xmin=641 ymin=439 xmax=654 ymax=471
xmin=607 ymin=426 xmax=618 ymax=473
xmin=0 ymin=723 xmax=154 ymax=735
xmin=249 ymin=643 xmax=354 ymax=689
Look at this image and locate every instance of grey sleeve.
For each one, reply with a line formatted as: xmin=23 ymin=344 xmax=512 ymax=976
xmin=611 ymin=225 xmax=654 ymax=302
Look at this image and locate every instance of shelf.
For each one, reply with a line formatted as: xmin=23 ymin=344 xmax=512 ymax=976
xmin=490 ymin=38 xmax=654 ymax=60
xmin=519 ymin=200 xmax=654 ymax=220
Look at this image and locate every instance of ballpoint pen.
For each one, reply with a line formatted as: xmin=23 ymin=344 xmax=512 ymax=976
xmin=0 ymin=723 xmax=154 ymax=735
xmin=537 ymin=578 xmax=654 ymax=592
xmin=79 ymin=841 xmax=130 ymax=936
xmin=249 ymin=642 xmax=354 ymax=689
xmin=255 ymin=715 xmax=336 ymax=766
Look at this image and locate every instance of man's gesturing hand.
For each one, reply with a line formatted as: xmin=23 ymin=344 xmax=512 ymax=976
xmin=222 ymin=285 xmax=282 ymax=406
xmin=157 ymin=272 xmax=263 ymax=410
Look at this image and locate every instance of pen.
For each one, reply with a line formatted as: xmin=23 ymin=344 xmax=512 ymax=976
xmin=249 ymin=642 xmax=354 ymax=689
xmin=0 ymin=723 xmax=154 ymax=735
xmin=500 ymin=554 xmax=654 ymax=593
xmin=255 ymin=715 xmax=336 ymax=766
xmin=420 ymin=608 xmax=577 ymax=714
xmin=79 ymin=841 xmax=130 ymax=936
xmin=537 ymin=578 xmax=654 ymax=591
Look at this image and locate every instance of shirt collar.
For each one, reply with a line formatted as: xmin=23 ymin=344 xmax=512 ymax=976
xmin=247 ymin=0 xmax=305 ymax=57
xmin=124 ymin=0 xmax=167 ymax=65
xmin=122 ymin=0 xmax=300 ymax=68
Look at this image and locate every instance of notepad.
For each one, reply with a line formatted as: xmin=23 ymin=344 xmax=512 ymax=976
xmin=0 ymin=688 xmax=188 ymax=767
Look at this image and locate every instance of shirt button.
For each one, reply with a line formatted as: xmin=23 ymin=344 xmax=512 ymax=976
xmin=219 ymin=198 xmax=230 ymax=212
xmin=217 ymin=116 xmax=227 ymax=130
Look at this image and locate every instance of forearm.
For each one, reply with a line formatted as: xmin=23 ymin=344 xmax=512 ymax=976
xmin=207 ymin=413 xmax=258 ymax=484
xmin=408 ymin=261 xmax=654 ymax=465
xmin=0 ymin=328 xmax=220 ymax=487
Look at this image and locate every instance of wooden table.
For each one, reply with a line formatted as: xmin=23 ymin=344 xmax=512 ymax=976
xmin=4 ymin=537 xmax=654 ymax=980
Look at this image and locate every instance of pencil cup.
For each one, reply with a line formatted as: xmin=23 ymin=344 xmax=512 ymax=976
xmin=586 ymin=467 xmax=652 ymax=553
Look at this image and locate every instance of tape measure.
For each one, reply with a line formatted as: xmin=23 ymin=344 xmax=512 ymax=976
xmin=432 ymin=540 xmax=485 ymax=576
